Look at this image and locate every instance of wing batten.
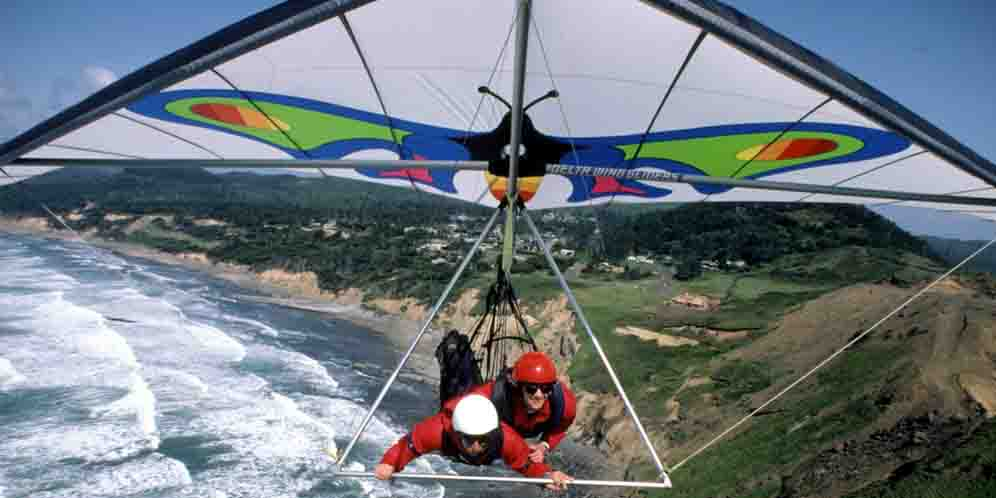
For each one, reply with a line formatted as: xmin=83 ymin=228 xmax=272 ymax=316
xmin=211 ymin=68 xmax=314 ymax=160
xmin=112 ymin=111 xmax=225 ymax=159
xmin=339 ymin=13 xmax=418 ymax=192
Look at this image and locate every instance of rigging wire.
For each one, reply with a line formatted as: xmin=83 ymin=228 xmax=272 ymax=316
xmin=340 ymin=13 xmax=419 ymax=193
xmin=1 ymin=167 xmax=87 ymax=241
xmin=795 ymin=150 xmax=927 ymax=203
xmin=466 ymin=4 xmax=520 ymax=207
xmin=605 ymin=30 xmax=707 ymax=210
xmin=700 ymin=96 xmax=833 ymax=204
xmin=529 ymin=13 xmax=611 ymax=256
xmin=212 ymin=69 xmax=311 ymax=160
xmin=671 ymin=233 xmax=996 ymax=472
xmin=112 ymin=112 xmax=225 ymax=159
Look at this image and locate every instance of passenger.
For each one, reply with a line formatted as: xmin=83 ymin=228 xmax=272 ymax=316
xmin=376 ymin=394 xmax=573 ymax=491
xmin=445 ymin=351 xmax=576 ymax=464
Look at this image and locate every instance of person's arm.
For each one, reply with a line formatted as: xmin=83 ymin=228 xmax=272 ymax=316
xmin=541 ymin=386 xmax=577 ymax=450
xmin=501 ymin=425 xmax=550 ymax=478
xmin=379 ymin=413 xmax=446 ymax=473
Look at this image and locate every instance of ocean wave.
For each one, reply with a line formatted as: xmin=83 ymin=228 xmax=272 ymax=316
xmin=186 ymin=320 xmax=246 ymax=363
xmin=156 ymin=368 xmax=209 ymax=395
xmin=0 ymin=267 xmax=78 ymax=290
xmin=0 ymin=358 xmax=24 ymax=387
xmin=27 ymin=296 xmax=142 ymax=369
xmin=5 ymin=417 xmax=161 ymax=466
xmin=47 ymin=453 xmax=191 ymax=498
xmin=90 ymin=371 xmax=158 ymax=435
xmin=221 ymin=313 xmax=280 ymax=338
xmin=246 ymin=345 xmax=339 ymax=392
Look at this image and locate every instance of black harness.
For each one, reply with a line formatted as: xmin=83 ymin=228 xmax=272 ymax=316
xmin=491 ymin=372 xmax=565 ymax=439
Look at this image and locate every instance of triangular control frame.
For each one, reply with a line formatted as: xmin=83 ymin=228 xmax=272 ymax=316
xmin=333 ymin=205 xmax=673 ymax=490
xmin=334 ymin=0 xmax=670 ymax=489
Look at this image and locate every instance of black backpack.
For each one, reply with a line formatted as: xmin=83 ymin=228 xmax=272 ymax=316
xmin=435 ymin=329 xmax=483 ymax=408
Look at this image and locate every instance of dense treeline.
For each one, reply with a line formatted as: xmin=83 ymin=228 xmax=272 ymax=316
xmin=596 ymin=203 xmax=935 ymax=270
xmin=0 ymin=168 xmax=943 ymax=299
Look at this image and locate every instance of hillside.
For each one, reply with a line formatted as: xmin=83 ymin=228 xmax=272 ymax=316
xmin=924 ymin=235 xmax=996 ymax=274
xmin=499 ymin=255 xmax=994 ymax=498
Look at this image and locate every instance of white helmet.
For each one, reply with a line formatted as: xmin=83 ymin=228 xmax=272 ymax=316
xmin=452 ymin=394 xmax=499 ymax=436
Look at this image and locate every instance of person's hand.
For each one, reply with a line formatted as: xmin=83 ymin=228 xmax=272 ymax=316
xmin=374 ymin=463 xmax=395 ymax=480
xmin=544 ymin=470 xmax=573 ymax=491
xmin=528 ymin=442 xmax=548 ymax=463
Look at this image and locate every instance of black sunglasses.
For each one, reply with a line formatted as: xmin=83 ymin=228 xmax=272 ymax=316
xmin=459 ymin=433 xmax=490 ymax=450
xmin=522 ymin=382 xmax=555 ymax=396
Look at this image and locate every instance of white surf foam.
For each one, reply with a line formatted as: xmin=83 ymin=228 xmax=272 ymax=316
xmin=0 ymin=267 xmax=78 ymax=290
xmin=222 ymin=313 xmax=280 ymax=337
xmin=90 ymin=371 xmax=158 ymax=435
xmin=157 ymin=368 xmax=209 ymax=395
xmin=7 ymin=418 xmax=161 ymax=465
xmin=139 ymin=270 xmax=179 ymax=283
xmin=69 ymin=453 xmax=191 ymax=497
xmin=74 ymin=325 xmax=140 ymax=369
xmin=0 ymin=358 xmax=25 ymax=387
xmin=186 ymin=320 xmax=246 ymax=362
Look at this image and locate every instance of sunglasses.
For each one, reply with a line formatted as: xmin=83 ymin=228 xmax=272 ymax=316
xmin=522 ymin=382 xmax=555 ymax=396
xmin=459 ymin=433 xmax=491 ymax=450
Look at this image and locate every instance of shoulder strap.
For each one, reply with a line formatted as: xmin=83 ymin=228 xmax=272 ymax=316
xmin=546 ymin=382 xmax=565 ymax=432
xmin=490 ymin=369 xmax=515 ymax=426
xmin=404 ymin=433 xmax=422 ymax=457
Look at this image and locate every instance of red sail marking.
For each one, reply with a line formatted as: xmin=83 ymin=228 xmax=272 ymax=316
xmin=381 ymin=168 xmax=433 ymax=183
xmin=777 ymin=138 xmax=837 ymax=159
xmin=591 ymin=176 xmax=645 ymax=195
xmin=191 ymin=103 xmax=245 ymax=126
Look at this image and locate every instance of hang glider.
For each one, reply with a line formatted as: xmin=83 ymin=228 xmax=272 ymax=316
xmin=2 ymin=0 xmax=996 ymax=219
xmin=2 ymin=0 xmax=996 ymax=490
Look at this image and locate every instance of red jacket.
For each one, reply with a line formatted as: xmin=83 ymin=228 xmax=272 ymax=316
xmin=443 ymin=381 xmax=576 ymax=450
xmin=380 ymin=411 xmax=549 ymax=478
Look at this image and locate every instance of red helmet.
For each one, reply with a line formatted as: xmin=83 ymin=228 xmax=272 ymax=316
xmin=512 ymin=352 xmax=557 ymax=384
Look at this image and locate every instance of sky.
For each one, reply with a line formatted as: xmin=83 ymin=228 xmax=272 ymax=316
xmin=1 ymin=1 xmax=994 ymax=240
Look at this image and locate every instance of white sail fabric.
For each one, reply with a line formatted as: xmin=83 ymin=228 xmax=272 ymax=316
xmin=2 ymin=0 xmax=994 ymax=215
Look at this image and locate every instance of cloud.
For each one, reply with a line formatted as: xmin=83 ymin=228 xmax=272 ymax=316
xmin=83 ymin=65 xmax=116 ymax=92
xmin=46 ymin=66 xmax=117 ymax=114
xmin=0 ymin=66 xmax=117 ymax=143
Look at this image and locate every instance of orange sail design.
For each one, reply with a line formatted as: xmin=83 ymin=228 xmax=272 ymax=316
xmin=485 ymin=172 xmax=544 ymax=204
xmin=190 ymin=103 xmax=290 ymax=131
xmin=736 ymin=138 xmax=838 ymax=161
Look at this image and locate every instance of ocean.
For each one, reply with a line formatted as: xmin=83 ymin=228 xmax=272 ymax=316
xmin=0 ymin=233 xmax=529 ymax=498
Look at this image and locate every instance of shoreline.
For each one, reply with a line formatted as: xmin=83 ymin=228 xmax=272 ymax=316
xmin=0 ymin=220 xmax=625 ymax=493
xmin=0 ymin=220 xmax=444 ymax=380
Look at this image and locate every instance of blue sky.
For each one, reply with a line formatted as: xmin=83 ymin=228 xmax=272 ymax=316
xmin=2 ymin=1 xmax=994 ymax=240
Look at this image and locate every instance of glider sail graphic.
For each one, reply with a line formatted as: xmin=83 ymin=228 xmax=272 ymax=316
xmin=3 ymin=0 xmax=995 ymax=216
xmin=3 ymin=0 xmax=996 ymax=490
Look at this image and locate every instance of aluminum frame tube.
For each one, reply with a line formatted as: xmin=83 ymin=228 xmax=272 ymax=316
xmin=521 ymin=209 xmax=672 ymax=485
xmin=546 ymin=163 xmax=996 ymax=208
xmin=335 ymin=208 xmax=500 ymax=466
xmin=501 ymin=0 xmax=532 ymax=273
xmin=12 ymin=157 xmax=489 ymax=171
xmin=333 ymin=471 xmax=675 ymax=489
